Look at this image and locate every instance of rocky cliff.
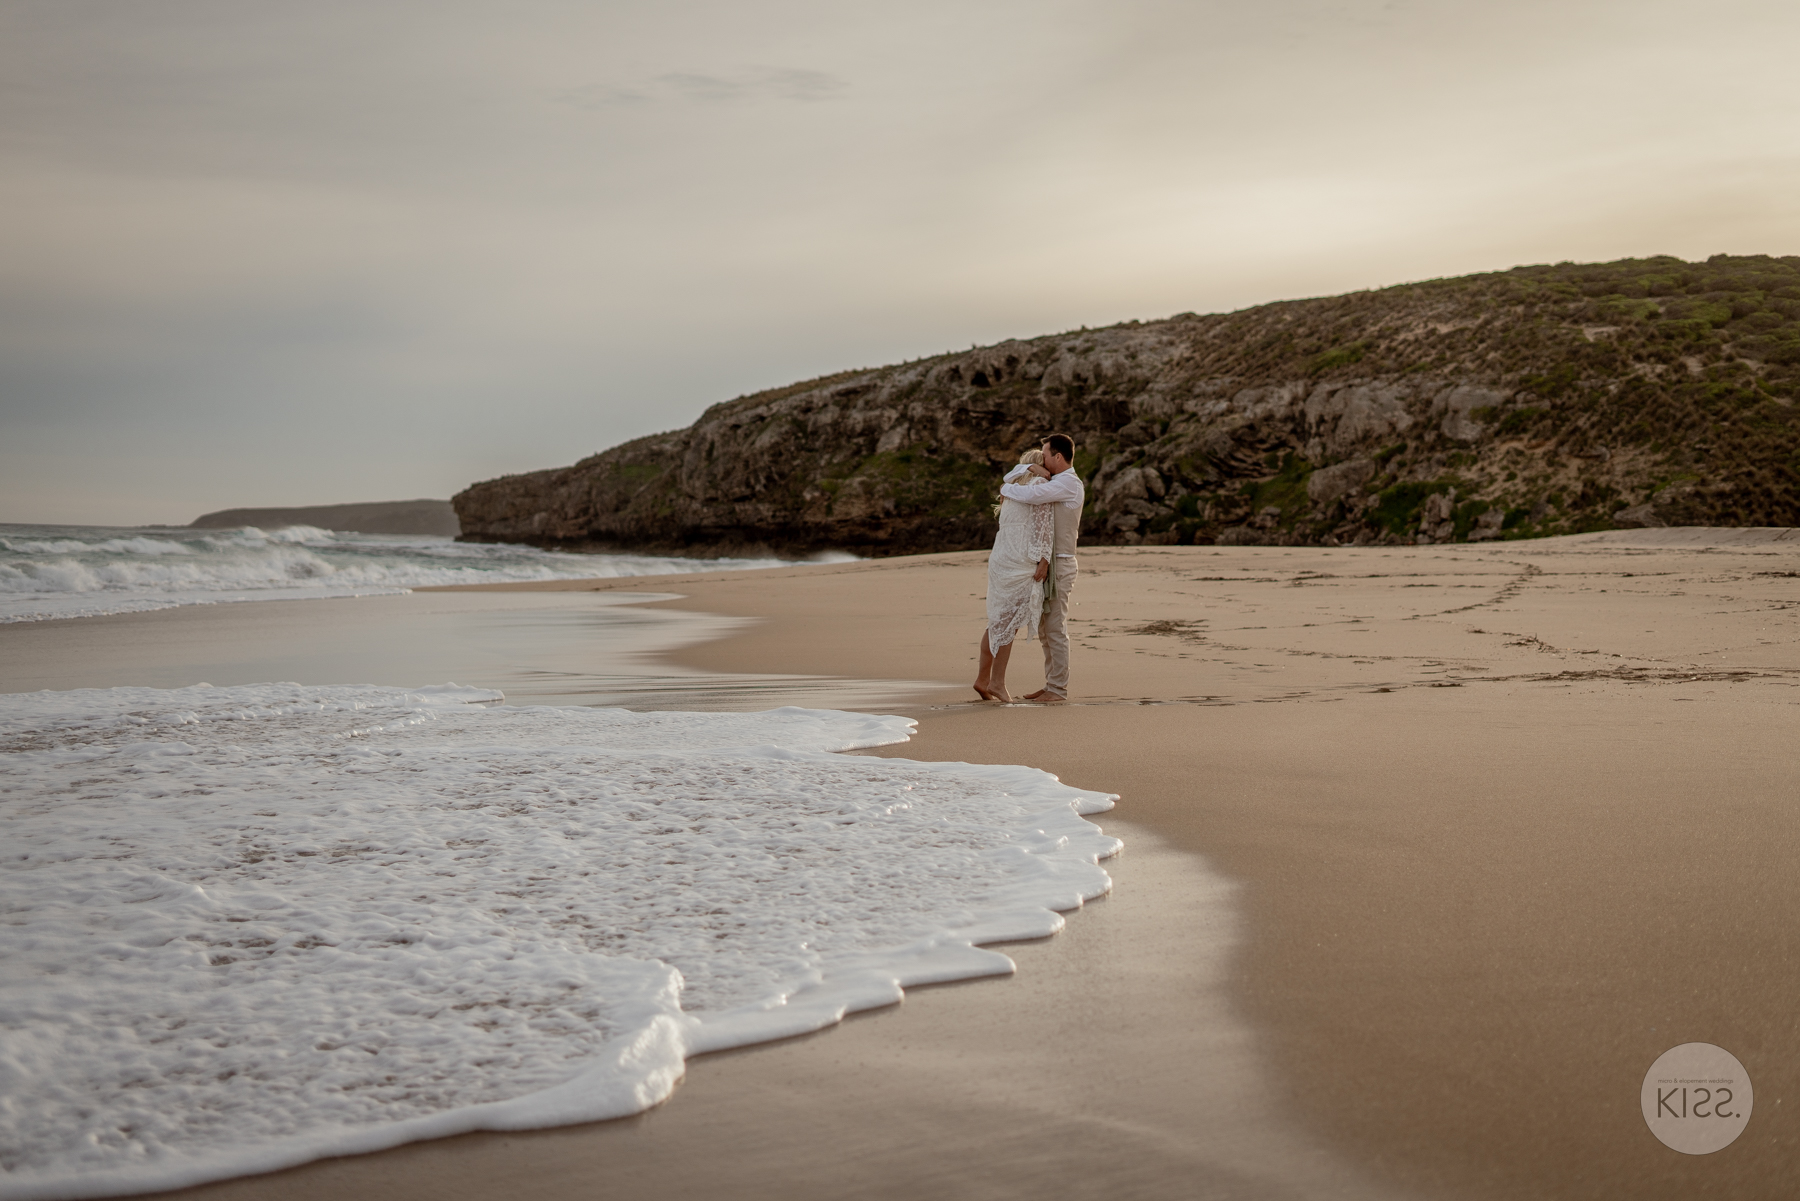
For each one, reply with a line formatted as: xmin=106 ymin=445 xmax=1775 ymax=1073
xmin=455 ymin=255 xmax=1800 ymax=554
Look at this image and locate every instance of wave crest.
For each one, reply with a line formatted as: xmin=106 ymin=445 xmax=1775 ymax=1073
xmin=0 ymin=524 xmax=820 ymax=622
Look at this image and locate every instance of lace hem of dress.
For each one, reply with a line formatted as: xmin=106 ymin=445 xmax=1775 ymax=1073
xmin=988 ymin=586 xmax=1041 ymax=649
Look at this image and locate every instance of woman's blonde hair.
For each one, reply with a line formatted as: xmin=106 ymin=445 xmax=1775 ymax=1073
xmin=1018 ymin=448 xmax=1045 ymax=466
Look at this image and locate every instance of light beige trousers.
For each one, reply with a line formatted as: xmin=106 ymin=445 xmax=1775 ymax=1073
xmin=1036 ymin=557 xmax=1077 ymax=697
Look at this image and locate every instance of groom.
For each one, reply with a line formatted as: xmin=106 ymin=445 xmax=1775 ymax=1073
xmin=998 ymin=433 xmax=1085 ymax=703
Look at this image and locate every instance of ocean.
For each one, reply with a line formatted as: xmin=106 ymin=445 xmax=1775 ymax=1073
xmin=0 ymin=684 xmax=1118 ymax=1199
xmin=0 ymin=523 xmax=1128 ymax=1199
xmin=0 ymin=523 xmax=829 ymax=623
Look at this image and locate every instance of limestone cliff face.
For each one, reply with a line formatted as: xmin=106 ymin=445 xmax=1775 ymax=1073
xmin=455 ymin=255 xmax=1800 ymax=553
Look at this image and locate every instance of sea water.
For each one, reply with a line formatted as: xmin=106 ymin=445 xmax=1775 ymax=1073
xmin=0 ymin=524 xmax=823 ymax=623
xmin=0 ymin=683 xmax=1119 ymax=1200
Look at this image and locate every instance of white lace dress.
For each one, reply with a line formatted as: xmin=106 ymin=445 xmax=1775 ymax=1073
xmin=986 ymin=486 xmax=1055 ymax=649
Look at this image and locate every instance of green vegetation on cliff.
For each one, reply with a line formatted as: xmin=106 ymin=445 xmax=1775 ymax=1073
xmin=455 ymin=254 xmax=1800 ymax=554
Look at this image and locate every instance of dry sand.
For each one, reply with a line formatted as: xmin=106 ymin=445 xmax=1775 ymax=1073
xmin=12 ymin=529 xmax=1799 ymax=1199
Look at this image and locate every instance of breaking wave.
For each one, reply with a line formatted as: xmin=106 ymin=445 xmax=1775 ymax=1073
xmin=0 ymin=525 xmax=839 ymax=622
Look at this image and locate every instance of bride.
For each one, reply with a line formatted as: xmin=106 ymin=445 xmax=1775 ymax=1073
xmin=974 ymin=449 xmax=1054 ymax=703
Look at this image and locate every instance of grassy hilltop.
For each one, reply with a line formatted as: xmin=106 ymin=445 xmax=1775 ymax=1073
xmin=1161 ymin=252 xmax=1800 ymax=541
xmin=455 ymin=254 xmax=1800 ymax=554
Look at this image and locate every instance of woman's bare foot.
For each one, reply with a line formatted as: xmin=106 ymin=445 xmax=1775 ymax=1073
xmin=975 ymin=630 xmax=1016 ymax=702
xmin=974 ymin=677 xmax=1017 ymax=702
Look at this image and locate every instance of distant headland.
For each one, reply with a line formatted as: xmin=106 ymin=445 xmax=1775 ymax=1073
xmin=454 ymin=254 xmax=1800 ymax=555
xmin=191 ymin=499 xmax=459 ymax=537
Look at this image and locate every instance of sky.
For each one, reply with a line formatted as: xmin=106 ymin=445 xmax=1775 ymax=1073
xmin=3 ymin=0 xmax=1797 ymax=526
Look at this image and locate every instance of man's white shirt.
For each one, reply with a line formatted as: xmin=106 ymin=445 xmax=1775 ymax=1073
xmin=1000 ymin=465 xmax=1085 ymax=556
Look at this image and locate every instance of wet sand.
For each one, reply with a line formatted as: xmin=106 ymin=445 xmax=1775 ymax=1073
xmin=416 ymin=528 xmax=1800 ymax=1198
xmin=0 ymin=588 xmax=936 ymax=711
xmin=9 ymin=529 xmax=1800 ymax=1198
xmin=124 ymin=826 xmax=1395 ymax=1201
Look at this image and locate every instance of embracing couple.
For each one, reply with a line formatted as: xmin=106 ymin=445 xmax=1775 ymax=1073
xmin=973 ymin=432 xmax=1085 ymax=704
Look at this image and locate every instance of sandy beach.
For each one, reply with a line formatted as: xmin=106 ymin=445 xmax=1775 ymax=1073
xmin=13 ymin=5 xmax=1798 ymax=1198
xmin=6 ymin=529 xmax=1797 ymax=1199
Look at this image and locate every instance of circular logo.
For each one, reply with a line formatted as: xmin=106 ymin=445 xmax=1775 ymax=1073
xmin=1641 ymin=1043 xmax=1754 ymax=1154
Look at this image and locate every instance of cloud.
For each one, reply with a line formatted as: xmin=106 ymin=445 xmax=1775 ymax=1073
xmin=4 ymin=0 xmax=1798 ymax=524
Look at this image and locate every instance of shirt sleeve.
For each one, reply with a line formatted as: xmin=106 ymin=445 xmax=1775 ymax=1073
xmin=999 ymin=470 xmax=1081 ymax=505
xmin=1002 ymin=464 xmax=1032 ymax=484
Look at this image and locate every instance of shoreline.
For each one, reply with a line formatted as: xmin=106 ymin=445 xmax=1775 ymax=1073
xmin=421 ymin=530 xmax=1800 ymax=1198
xmin=6 ymin=529 xmax=1798 ymax=1198
xmin=128 ymin=822 xmax=1403 ymax=1201
xmin=0 ymin=589 xmax=944 ymax=711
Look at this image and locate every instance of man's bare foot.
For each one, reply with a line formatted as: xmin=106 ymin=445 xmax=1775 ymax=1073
xmin=1021 ymin=689 xmax=1047 ymax=700
xmin=1023 ymin=691 xmax=1066 ymax=704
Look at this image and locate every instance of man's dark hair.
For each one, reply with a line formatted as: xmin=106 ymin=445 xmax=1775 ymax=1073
xmin=1043 ymin=433 xmax=1075 ymax=463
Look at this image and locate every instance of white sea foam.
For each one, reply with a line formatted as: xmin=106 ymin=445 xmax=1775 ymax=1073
xmin=0 ymin=684 xmax=1119 ymax=1200
xmin=0 ymin=525 xmax=840 ymax=623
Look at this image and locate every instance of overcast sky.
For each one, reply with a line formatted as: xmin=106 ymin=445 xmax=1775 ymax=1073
xmin=3 ymin=0 xmax=1797 ymax=525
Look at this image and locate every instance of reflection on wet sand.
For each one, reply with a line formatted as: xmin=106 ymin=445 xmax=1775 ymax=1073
xmin=0 ymin=589 xmax=942 ymax=712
